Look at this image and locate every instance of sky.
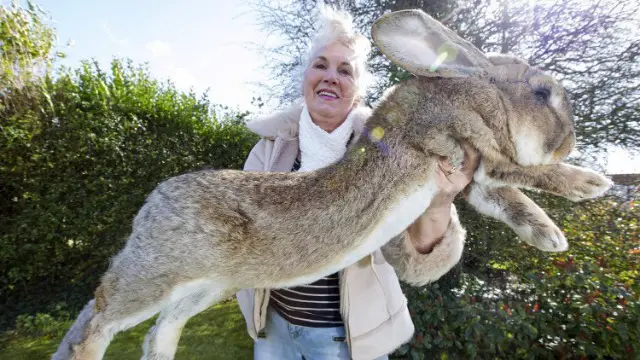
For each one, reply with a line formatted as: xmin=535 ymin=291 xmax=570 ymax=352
xmin=32 ymin=0 xmax=276 ymax=113
xmin=9 ymin=0 xmax=640 ymax=174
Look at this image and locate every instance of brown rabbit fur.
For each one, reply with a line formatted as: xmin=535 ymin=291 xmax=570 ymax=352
xmin=52 ymin=9 xmax=612 ymax=360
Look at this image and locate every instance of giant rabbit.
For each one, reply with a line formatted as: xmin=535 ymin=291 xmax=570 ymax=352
xmin=53 ymin=9 xmax=612 ymax=360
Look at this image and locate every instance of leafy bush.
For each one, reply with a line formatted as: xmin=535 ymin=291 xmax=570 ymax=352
xmin=395 ymin=197 xmax=639 ymax=359
xmin=0 ymin=0 xmax=259 ymax=332
xmin=0 ymin=58 xmax=259 ymax=329
xmin=14 ymin=312 xmax=70 ymax=338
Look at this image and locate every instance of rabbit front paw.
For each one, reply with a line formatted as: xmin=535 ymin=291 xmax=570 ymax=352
xmin=563 ymin=165 xmax=613 ymax=201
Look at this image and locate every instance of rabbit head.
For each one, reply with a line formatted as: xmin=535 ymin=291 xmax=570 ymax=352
xmin=371 ymin=9 xmax=576 ymax=167
xmin=484 ymin=54 xmax=576 ymax=165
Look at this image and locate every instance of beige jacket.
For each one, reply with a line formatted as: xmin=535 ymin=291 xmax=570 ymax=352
xmin=235 ymin=101 xmax=467 ymax=360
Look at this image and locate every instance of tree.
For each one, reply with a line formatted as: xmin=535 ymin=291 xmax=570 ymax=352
xmin=249 ymin=0 xmax=640 ymax=154
xmin=446 ymin=0 xmax=640 ymax=154
xmin=0 ymin=0 xmax=59 ymax=92
xmin=248 ymin=0 xmax=460 ymax=105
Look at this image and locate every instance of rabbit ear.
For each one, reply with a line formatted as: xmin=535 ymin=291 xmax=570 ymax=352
xmin=371 ymin=9 xmax=493 ymax=78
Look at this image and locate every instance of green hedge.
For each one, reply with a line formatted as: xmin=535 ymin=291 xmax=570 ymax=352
xmin=395 ymin=196 xmax=639 ymax=359
xmin=0 ymin=58 xmax=259 ymax=329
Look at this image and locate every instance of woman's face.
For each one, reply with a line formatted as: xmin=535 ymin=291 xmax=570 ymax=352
xmin=303 ymin=42 xmax=359 ymax=132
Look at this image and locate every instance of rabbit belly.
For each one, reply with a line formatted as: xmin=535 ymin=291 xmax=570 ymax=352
xmin=270 ymin=180 xmax=439 ymax=288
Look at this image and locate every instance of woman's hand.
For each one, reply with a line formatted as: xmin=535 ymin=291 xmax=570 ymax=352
xmin=408 ymin=142 xmax=481 ymax=254
xmin=432 ymin=141 xmax=481 ymax=205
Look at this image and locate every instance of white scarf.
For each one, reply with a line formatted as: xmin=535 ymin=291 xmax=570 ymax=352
xmin=297 ymin=104 xmax=354 ymax=172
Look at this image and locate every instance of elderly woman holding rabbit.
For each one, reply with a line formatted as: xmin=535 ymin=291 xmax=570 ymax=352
xmin=236 ymin=7 xmax=480 ymax=360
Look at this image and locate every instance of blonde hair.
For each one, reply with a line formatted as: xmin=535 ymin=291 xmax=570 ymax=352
xmin=302 ymin=5 xmax=372 ymax=102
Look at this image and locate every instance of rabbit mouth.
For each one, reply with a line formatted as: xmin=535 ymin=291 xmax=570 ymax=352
xmin=552 ymin=132 xmax=575 ymax=162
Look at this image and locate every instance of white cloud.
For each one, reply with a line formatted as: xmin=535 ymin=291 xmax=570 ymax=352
xmin=145 ymin=40 xmax=172 ymax=58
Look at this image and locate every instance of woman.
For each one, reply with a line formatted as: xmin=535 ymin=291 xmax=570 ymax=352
xmin=236 ymin=7 xmax=480 ymax=360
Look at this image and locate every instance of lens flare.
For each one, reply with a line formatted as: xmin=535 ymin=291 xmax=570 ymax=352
xmin=430 ymin=44 xmax=458 ymax=72
xmin=371 ymin=126 xmax=385 ymax=141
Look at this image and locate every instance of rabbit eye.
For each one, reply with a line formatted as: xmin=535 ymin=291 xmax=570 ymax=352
xmin=534 ymin=88 xmax=551 ymax=103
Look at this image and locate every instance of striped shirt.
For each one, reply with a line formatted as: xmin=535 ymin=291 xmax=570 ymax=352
xmin=269 ymin=155 xmax=343 ymax=327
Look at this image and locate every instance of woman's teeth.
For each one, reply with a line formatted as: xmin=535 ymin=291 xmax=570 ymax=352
xmin=318 ymin=91 xmax=338 ymax=98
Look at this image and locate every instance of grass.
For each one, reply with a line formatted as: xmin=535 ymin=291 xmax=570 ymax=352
xmin=0 ymin=300 xmax=253 ymax=360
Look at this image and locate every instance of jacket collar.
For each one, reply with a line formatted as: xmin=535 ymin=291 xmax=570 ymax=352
xmin=246 ymin=99 xmax=372 ymax=142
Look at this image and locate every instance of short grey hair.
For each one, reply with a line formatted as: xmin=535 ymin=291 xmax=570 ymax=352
xmin=301 ymin=5 xmax=372 ymax=102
